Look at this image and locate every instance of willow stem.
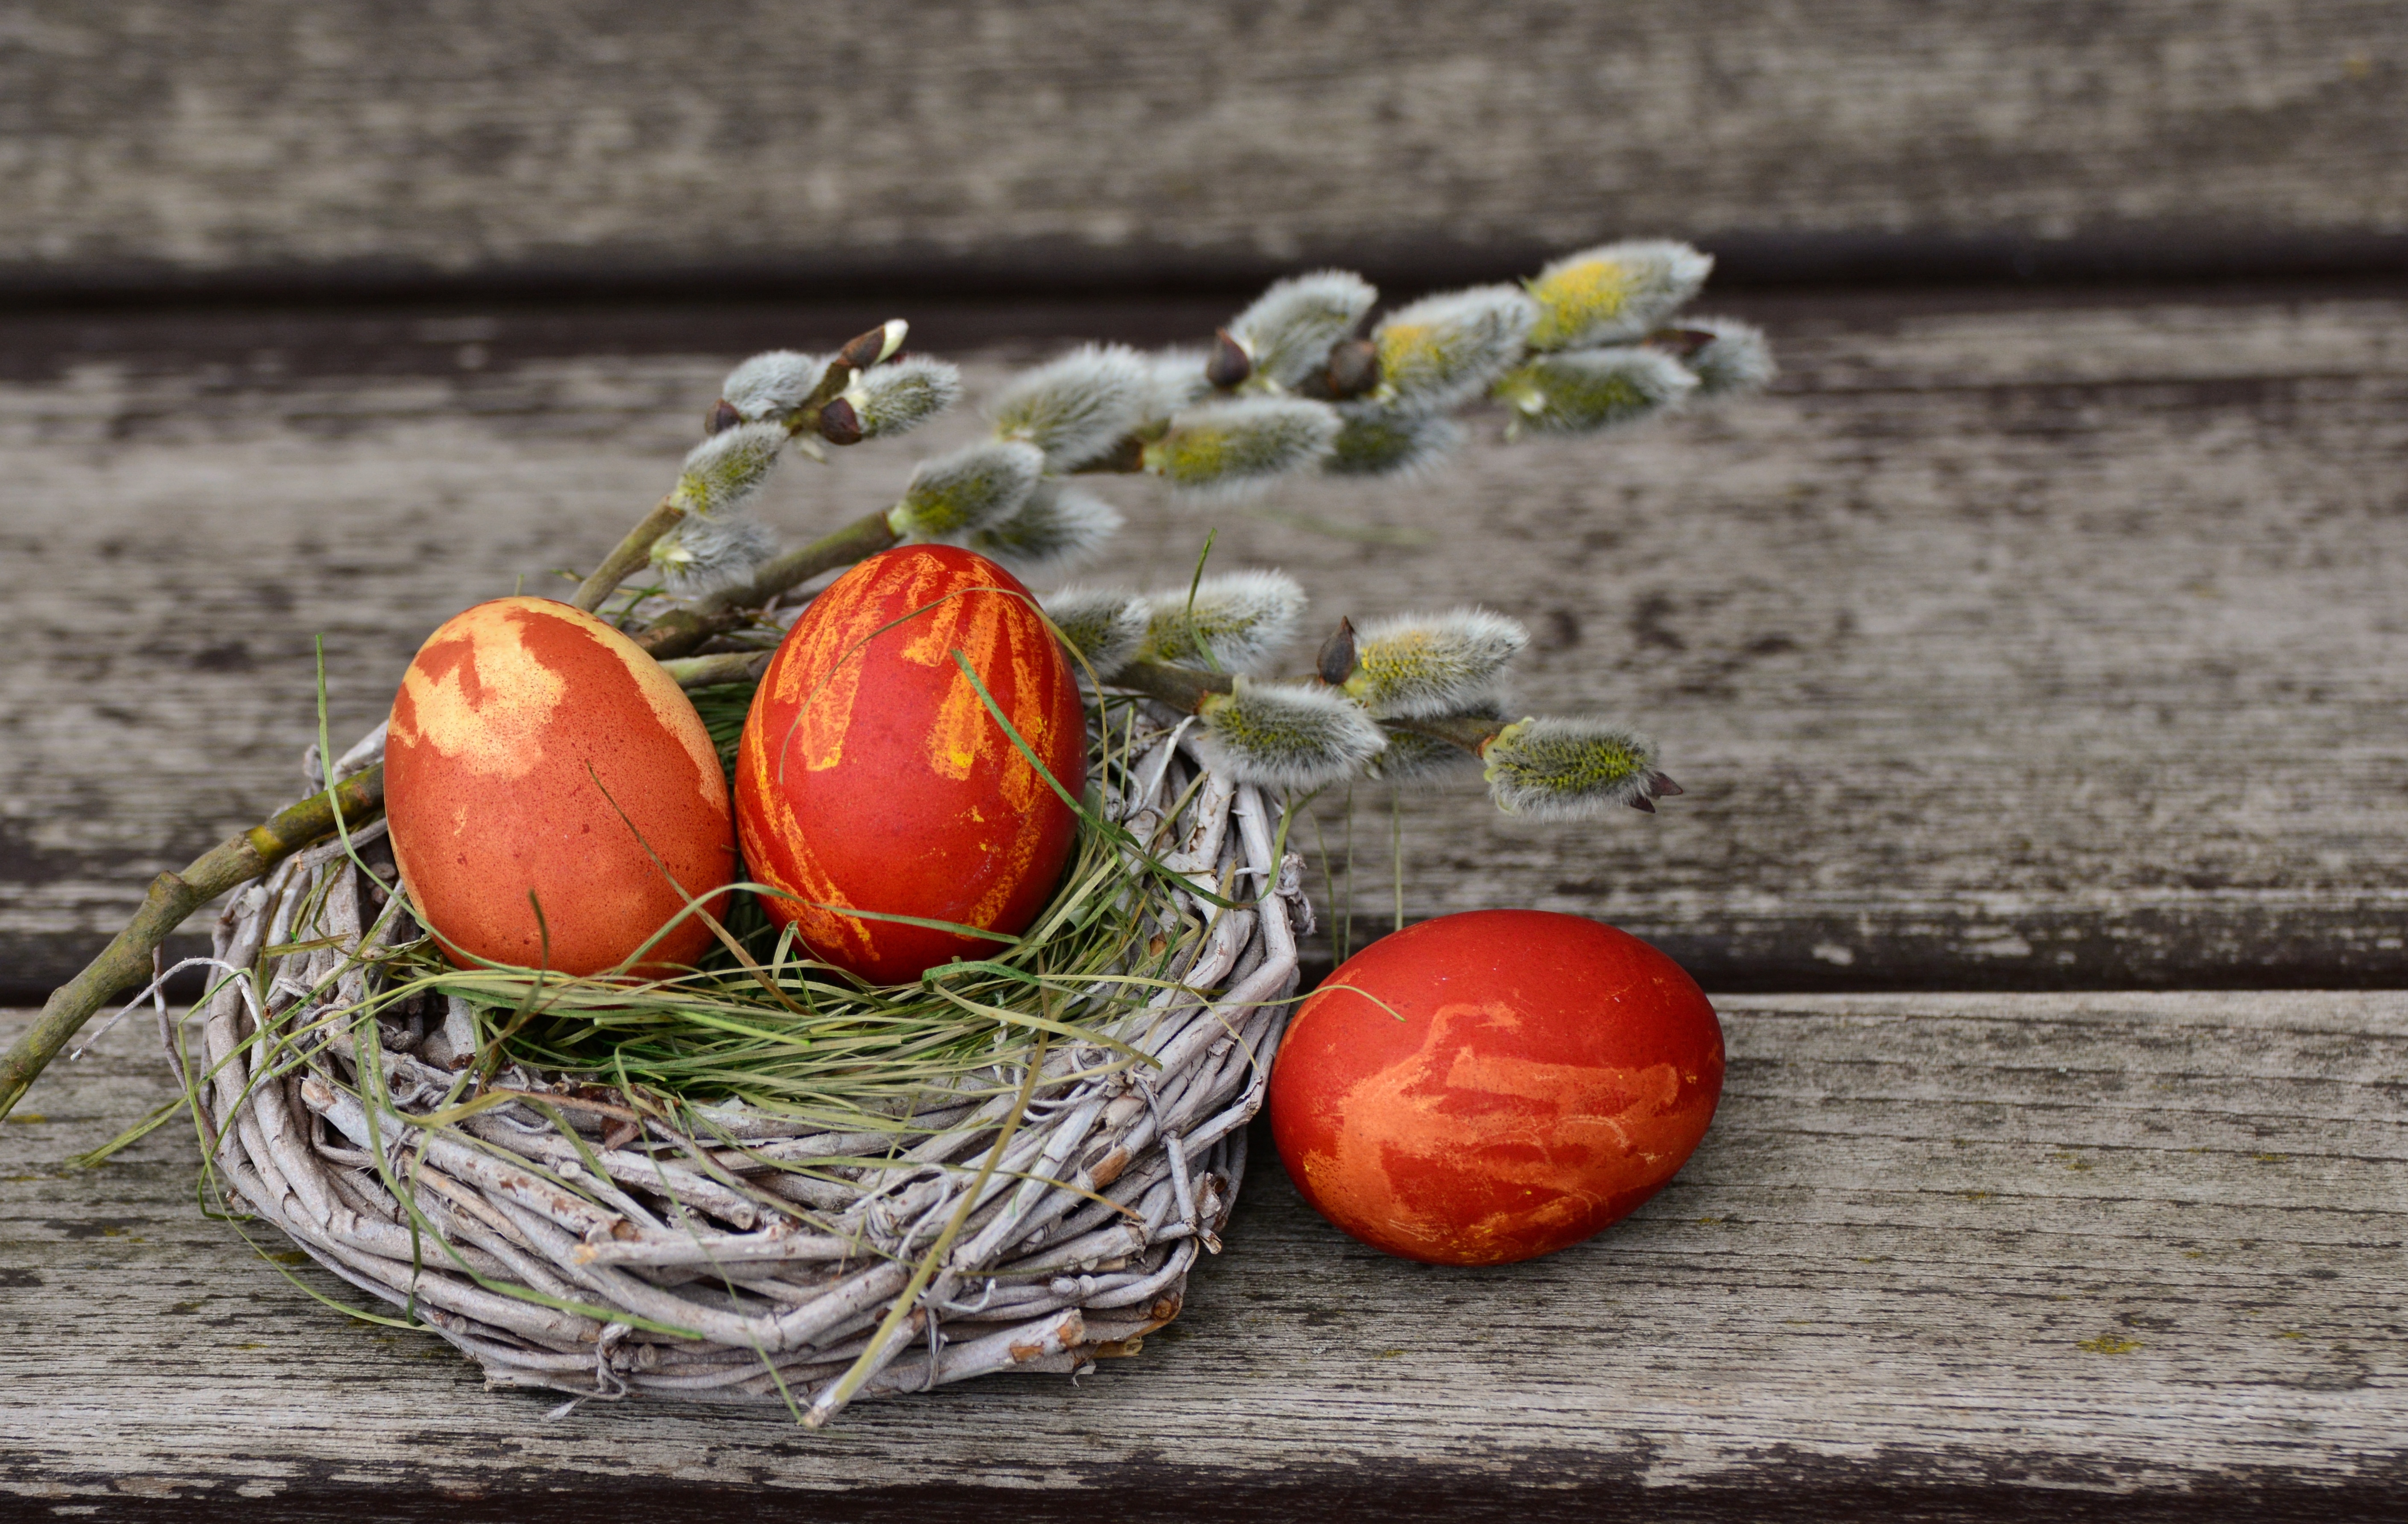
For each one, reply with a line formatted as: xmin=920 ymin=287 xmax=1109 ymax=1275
xmin=660 ymin=650 xmax=774 ymax=688
xmin=0 ymin=765 xmax=388 ymax=1120
xmin=572 ymin=493 xmax=683 ymax=613
xmin=1108 ymin=660 xmax=1232 ymax=713
xmin=1385 ymin=713 xmax=1508 ymax=755
xmin=1067 ymin=436 xmax=1149 ymax=475
xmin=631 ymin=609 xmax=748 ymax=658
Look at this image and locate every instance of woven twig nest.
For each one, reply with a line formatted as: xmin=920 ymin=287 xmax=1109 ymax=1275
xmin=177 ymin=714 xmax=1308 ymax=1420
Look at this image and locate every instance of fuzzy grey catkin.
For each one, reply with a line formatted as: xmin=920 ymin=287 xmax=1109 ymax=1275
xmin=1144 ymin=348 xmax=1214 ymax=421
xmin=1138 ymin=569 xmax=1306 ymax=674
xmin=1195 ymin=679 xmax=1387 ymax=790
xmin=651 ymin=514 xmax=778 ymax=599
xmin=1492 ymin=348 xmax=1699 ymax=436
xmin=1227 ymin=271 xmax=1378 ymax=388
xmin=1144 ymin=398 xmax=1342 ymax=495
xmin=1482 ymin=717 xmax=1659 ymax=818
xmin=671 ymin=423 xmax=787 ymax=517
xmin=1040 ymin=587 xmax=1148 ymax=679
xmin=1372 ymin=285 xmax=1540 ymax=414
xmin=1326 ymin=408 xmax=1465 ymax=478
xmin=969 ymin=481 xmax=1125 ymax=578
xmin=889 ymin=440 xmax=1046 ymax=539
xmin=721 ymin=351 xmax=827 ymax=425
xmin=1343 ymin=608 xmax=1529 ymax=719
xmin=846 ymin=355 xmax=962 ymax=439
xmin=1679 ymin=317 xmax=1778 ymax=396
xmin=1525 ymin=241 xmax=1713 ymax=351
xmin=989 ymin=344 xmax=1153 ymax=469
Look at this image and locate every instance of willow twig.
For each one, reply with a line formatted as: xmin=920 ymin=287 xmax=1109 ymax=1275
xmin=660 ymin=650 xmax=775 ymax=689
xmin=0 ymin=763 xmax=386 ymax=1120
xmin=1109 ymin=659 xmax=1234 ymax=714
xmin=1385 ymin=711 xmax=1509 ymax=754
xmin=572 ymin=492 xmax=683 ymax=613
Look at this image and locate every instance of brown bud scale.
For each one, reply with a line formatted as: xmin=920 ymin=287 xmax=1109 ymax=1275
xmin=1643 ymin=328 xmax=1717 ymax=361
xmin=836 ymin=326 xmax=890 ymax=373
xmin=1206 ymin=329 xmax=1252 ymax=390
xmin=1325 ymin=339 xmax=1381 ymax=400
xmin=1316 ymin=616 xmax=1359 ymax=686
xmin=817 ymin=396 xmax=864 ymax=446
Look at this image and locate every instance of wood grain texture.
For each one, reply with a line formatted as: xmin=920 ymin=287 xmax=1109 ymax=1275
xmin=3 ymin=288 xmax=2403 ymax=996
xmin=2 ymin=2 xmax=2404 ymax=295
xmin=3 ymin=994 xmax=2401 ymax=1520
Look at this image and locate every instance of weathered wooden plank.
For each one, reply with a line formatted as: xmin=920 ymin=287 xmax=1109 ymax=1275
xmin=3 ymin=994 xmax=2401 ymax=1520
xmin=4 ymin=289 xmax=2405 ymax=997
xmin=2 ymin=2 xmax=2405 ymax=297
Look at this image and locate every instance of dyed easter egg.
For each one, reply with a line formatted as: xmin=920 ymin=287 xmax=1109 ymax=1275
xmin=385 ymin=597 xmax=736 ymax=976
xmin=1268 ymin=910 xmax=1724 ymax=1266
xmin=736 ymin=545 xmax=1086 ymax=985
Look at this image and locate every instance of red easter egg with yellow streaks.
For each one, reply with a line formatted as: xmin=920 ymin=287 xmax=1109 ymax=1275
xmin=1269 ymin=910 xmax=1723 ymax=1266
xmin=386 ymin=597 xmax=736 ymax=977
xmin=735 ymin=545 xmax=1085 ymax=985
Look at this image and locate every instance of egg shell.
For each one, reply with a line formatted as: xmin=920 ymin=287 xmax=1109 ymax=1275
xmin=736 ymin=545 xmax=1086 ymax=985
xmin=385 ymin=596 xmax=735 ymax=976
xmin=1268 ymin=909 xmax=1724 ymax=1266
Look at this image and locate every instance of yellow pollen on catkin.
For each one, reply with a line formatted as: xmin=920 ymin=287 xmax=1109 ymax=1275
xmin=1528 ymin=260 xmax=1636 ymax=350
xmin=1375 ymin=321 xmax=1434 ymax=373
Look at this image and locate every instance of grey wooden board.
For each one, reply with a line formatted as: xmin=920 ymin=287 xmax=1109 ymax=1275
xmin=3 ymin=287 xmax=2406 ymax=997
xmin=3 ymin=2 xmax=2406 ymax=295
xmin=3 ymin=994 xmax=2402 ymax=1521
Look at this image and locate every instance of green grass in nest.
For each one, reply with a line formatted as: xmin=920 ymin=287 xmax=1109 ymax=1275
xmin=333 ymin=690 xmax=1225 ymax=1141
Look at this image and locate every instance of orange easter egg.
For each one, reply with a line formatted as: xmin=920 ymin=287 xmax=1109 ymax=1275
xmin=1268 ymin=910 xmax=1724 ymax=1266
xmin=735 ymin=545 xmax=1085 ymax=985
xmin=385 ymin=596 xmax=736 ymax=976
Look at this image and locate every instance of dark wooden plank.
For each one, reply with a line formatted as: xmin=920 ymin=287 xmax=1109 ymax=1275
xmin=3 ymin=994 xmax=2401 ymax=1521
xmin=4 ymin=287 xmax=2405 ymax=995
xmin=3 ymin=2 xmax=2405 ymax=297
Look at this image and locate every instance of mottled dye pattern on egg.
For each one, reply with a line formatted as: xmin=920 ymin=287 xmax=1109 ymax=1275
xmin=1268 ymin=910 xmax=1724 ymax=1266
xmin=385 ymin=597 xmax=735 ymax=976
xmin=736 ymin=545 xmax=1086 ymax=985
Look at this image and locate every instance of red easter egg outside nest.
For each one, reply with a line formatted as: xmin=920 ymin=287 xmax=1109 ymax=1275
xmin=385 ymin=597 xmax=736 ymax=977
xmin=1268 ymin=909 xmax=1724 ymax=1266
xmin=734 ymin=545 xmax=1086 ymax=985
